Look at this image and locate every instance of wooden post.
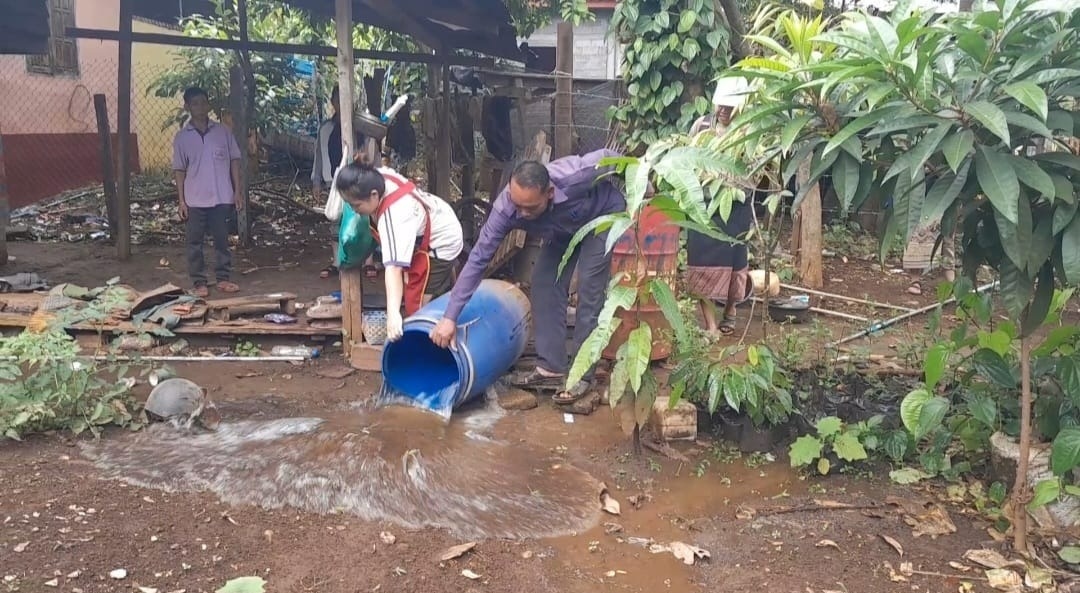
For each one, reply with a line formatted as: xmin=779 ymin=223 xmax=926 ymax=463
xmin=92 ymin=94 xmax=118 ymax=237
xmin=334 ymin=0 xmax=375 ymax=369
xmin=229 ymin=65 xmax=251 ymax=246
xmin=425 ymin=64 xmax=438 ymax=190
xmin=435 ymin=60 xmax=452 ymax=198
xmin=235 ymin=0 xmax=252 ymax=246
xmin=794 ymin=162 xmax=824 ymax=289
xmin=115 ymin=0 xmax=133 ymax=259
xmin=553 ymin=21 xmax=574 ymax=158
xmin=457 ymin=94 xmax=475 ymax=199
xmin=0 ymin=128 xmax=8 ymax=268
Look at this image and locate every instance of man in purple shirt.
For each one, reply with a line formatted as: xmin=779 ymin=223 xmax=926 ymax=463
xmin=172 ymin=87 xmax=244 ymax=298
xmin=429 ymin=149 xmax=625 ymax=403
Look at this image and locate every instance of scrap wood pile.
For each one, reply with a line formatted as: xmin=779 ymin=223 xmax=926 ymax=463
xmin=0 ymin=274 xmax=342 ymax=339
xmin=7 ymin=175 xmax=329 ymax=247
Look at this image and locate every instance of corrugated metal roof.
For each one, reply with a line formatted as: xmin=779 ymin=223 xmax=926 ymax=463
xmin=0 ymin=0 xmax=520 ymax=60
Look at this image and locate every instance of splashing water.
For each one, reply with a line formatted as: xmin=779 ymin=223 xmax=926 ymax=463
xmin=81 ymin=400 xmax=600 ymax=540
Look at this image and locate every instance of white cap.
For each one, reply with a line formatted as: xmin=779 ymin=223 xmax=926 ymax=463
xmin=712 ymin=76 xmax=751 ymax=108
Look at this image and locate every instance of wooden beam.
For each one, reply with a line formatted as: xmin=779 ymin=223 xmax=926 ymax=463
xmin=335 ymin=0 xmax=367 ymax=367
xmin=229 ymin=66 xmax=251 ymax=247
xmin=92 ymin=94 xmax=118 ymax=238
xmin=435 ymin=61 xmax=452 ymax=198
xmin=795 ymin=162 xmax=824 ymax=289
xmin=115 ymin=0 xmax=133 ymax=260
xmin=0 ymin=127 xmax=7 ymax=269
xmin=553 ymin=21 xmax=574 ymax=158
xmin=66 ymin=28 xmax=492 ymax=67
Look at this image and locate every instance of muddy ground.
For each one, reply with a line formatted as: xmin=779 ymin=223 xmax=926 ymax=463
xmin=0 ymin=240 xmax=1056 ymax=593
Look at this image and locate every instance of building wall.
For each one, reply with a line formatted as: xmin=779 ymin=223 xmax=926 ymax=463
xmin=527 ymin=11 xmax=622 ymax=80
xmin=132 ymin=19 xmax=185 ymax=171
xmin=0 ymin=0 xmax=120 ymax=135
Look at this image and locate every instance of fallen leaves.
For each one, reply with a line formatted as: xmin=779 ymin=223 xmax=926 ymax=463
xmin=986 ymin=568 xmax=1022 ymax=592
xmin=880 ymin=534 xmax=904 ymax=557
xmin=600 ymin=483 xmax=621 ymax=516
xmin=963 ymin=549 xmax=1018 ymax=570
xmin=815 ymin=539 xmax=841 ymax=551
xmin=439 ymin=542 xmax=477 ymax=562
xmin=668 ymin=541 xmax=711 ymax=565
xmin=461 ymin=569 xmax=481 ymax=580
xmin=887 ymin=497 xmax=957 ymax=538
xmin=216 ymin=577 xmax=266 ymax=593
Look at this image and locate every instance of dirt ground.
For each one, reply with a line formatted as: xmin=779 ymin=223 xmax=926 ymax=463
xmin=0 ymin=240 xmax=1043 ymax=593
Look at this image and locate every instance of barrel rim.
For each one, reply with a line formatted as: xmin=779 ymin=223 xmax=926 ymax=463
xmin=383 ymin=315 xmax=476 ymax=405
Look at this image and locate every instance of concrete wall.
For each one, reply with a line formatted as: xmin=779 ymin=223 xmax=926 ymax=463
xmin=0 ymin=0 xmax=120 ymax=135
xmin=527 ymin=11 xmax=621 ymax=80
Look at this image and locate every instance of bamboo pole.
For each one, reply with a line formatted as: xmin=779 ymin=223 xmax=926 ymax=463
xmin=779 ymin=283 xmax=914 ymax=312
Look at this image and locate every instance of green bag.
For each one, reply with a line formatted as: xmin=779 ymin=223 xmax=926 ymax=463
xmin=337 ymin=203 xmax=377 ymax=269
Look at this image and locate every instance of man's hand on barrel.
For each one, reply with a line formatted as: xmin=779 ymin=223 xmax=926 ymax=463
xmin=430 ymin=318 xmax=457 ymax=349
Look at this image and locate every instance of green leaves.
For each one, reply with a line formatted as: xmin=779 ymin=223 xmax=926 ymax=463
xmin=1029 ymin=479 xmax=1061 ymax=510
xmin=1051 ymin=427 xmax=1080 ymax=476
xmin=217 ymin=577 xmax=267 ymax=593
xmin=900 ymin=389 xmax=948 ymax=440
xmin=833 ymin=432 xmax=869 ymax=462
xmin=924 ymin=343 xmax=951 ymax=390
xmin=816 ymin=416 xmax=843 ymax=437
xmin=965 ymin=101 xmax=1011 ymax=146
xmin=626 ymin=325 xmax=652 ymax=393
xmin=941 ymin=130 xmax=974 ymax=173
xmin=1062 ymin=214 xmax=1080 ymax=285
xmin=972 ymin=348 xmax=1017 ymax=388
xmin=1003 ymin=81 xmax=1049 ymax=121
xmin=975 ymin=146 xmax=1020 ymax=225
xmin=677 ymin=10 xmax=696 ymax=34
xmin=789 ymin=435 xmax=823 ymax=467
xmin=901 ymin=389 xmax=931 ymax=435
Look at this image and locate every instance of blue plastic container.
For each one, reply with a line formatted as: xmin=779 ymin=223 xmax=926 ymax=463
xmin=381 ymin=279 xmax=531 ymax=413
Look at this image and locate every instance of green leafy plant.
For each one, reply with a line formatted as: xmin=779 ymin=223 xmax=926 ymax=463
xmin=790 ymin=415 xmax=881 ymax=475
xmin=726 ymin=0 xmax=1080 ymax=551
xmin=0 ymin=327 xmax=142 ymax=440
xmin=671 ymin=341 xmax=794 ymax=428
xmin=609 ymin=0 xmax=733 ymax=151
xmin=561 ymin=134 xmax=747 ymax=453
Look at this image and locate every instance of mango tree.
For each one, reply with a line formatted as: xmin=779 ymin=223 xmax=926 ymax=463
xmin=725 ymin=0 xmax=1080 ymax=550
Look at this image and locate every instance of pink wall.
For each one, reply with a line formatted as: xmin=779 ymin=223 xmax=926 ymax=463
xmin=0 ymin=0 xmax=120 ymax=135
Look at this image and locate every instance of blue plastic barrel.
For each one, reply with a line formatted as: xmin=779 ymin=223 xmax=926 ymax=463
xmin=381 ymin=279 xmax=532 ymax=413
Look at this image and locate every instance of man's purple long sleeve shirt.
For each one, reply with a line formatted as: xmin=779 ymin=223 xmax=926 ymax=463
xmin=442 ymin=149 xmax=626 ymax=322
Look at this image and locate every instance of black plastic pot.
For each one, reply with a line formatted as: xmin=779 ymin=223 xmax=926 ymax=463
xmin=739 ymin=420 xmax=786 ymax=453
xmin=768 ymin=297 xmax=812 ymax=324
xmin=718 ymin=412 xmax=743 ymax=444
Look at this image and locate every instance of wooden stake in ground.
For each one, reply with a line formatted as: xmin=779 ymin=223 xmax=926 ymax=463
xmin=115 ymin=0 xmax=134 ymax=260
xmin=792 ymin=161 xmax=823 ymax=289
xmin=1013 ymin=336 xmax=1032 ymax=553
xmin=93 ymin=94 xmax=119 ymax=236
xmin=334 ymin=0 xmax=363 ymax=361
xmin=0 ymin=128 xmax=7 ymax=268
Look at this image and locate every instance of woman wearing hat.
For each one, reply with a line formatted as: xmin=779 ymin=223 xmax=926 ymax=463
xmin=684 ymin=78 xmax=755 ymax=335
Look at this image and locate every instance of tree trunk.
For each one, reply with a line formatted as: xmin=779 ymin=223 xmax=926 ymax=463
xmin=1012 ymin=336 xmax=1032 ymax=554
xmin=714 ymin=0 xmax=748 ymax=61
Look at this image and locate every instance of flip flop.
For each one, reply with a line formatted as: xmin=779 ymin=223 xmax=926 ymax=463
xmin=508 ymin=368 xmax=564 ymax=389
xmin=320 ymin=265 xmax=339 ymax=279
xmin=192 ymin=285 xmax=209 ymax=298
xmin=718 ymin=317 xmax=737 ymax=335
xmin=553 ymin=380 xmax=593 ymax=405
xmin=216 ymin=281 xmax=240 ymax=293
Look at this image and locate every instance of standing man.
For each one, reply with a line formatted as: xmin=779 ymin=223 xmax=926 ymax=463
xmin=429 ymin=149 xmax=625 ymax=404
xmin=173 ymin=87 xmax=243 ymax=298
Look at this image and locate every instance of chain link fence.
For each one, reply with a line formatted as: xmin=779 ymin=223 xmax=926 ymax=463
xmin=3 ymin=42 xmax=623 ymax=247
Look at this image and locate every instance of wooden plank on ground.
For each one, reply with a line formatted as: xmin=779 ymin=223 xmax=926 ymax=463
xmin=0 ymin=312 xmax=341 ymax=337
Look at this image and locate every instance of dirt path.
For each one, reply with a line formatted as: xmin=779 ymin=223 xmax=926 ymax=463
xmin=2 ymin=359 xmax=1001 ymax=593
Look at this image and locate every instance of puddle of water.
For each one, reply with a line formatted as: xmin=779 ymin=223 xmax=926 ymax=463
xmin=546 ymin=459 xmax=801 ymax=592
xmin=81 ymin=395 xmax=600 ymax=540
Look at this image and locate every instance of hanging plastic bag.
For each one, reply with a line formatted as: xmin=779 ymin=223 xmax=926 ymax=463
xmin=323 ymin=161 xmax=345 ymax=221
xmin=337 ymin=203 xmax=377 ymax=269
